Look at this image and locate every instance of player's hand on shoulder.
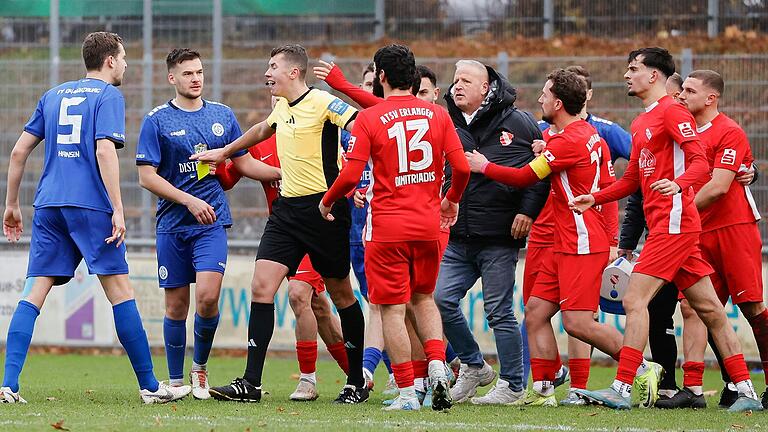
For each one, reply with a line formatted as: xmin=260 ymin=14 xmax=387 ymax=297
xmin=105 ymin=208 xmax=126 ymax=247
xmin=650 ymin=178 xmax=681 ymax=196
xmin=353 ymin=189 xmax=367 ymax=208
xmin=465 ymin=150 xmax=488 ymax=173
xmin=313 ymin=60 xmax=335 ymax=81
xmin=318 ymin=201 xmax=335 ymax=221
xmin=440 ymin=198 xmax=459 ymax=230
xmin=185 ymin=196 xmax=217 ymax=225
xmin=3 ymin=206 xmax=23 ymax=243
xmin=569 ymin=194 xmax=595 ymax=214
xmin=531 ymin=139 xmax=546 ymax=156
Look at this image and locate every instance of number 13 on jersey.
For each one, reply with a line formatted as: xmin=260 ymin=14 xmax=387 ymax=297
xmin=387 ymin=119 xmax=437 ymax=187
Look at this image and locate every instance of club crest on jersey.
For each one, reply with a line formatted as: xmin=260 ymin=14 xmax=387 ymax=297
xmin=543 ymin=150 xmax=556 ymax=162
xmin=158 ymin=266 xmax=168 ymax=280
xmin=721 ymin=148 xmax=736 ymax=165
xmin=677 ymin=122 xmax=696 ymax=138
xmin=639 ymin=148 xmax=656 ymax=176
xmin=211 ymin=122 xmax=225 ymax=137
xmin=499 ymin=131 xmax=514 ymax=146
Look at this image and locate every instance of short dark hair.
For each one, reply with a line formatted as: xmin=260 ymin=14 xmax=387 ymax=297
xmin=82 ymin=32 xmax=123 ymax=72
xmin=565 ymin=65 xmax=591 ymax=90
xmin=373 ymin=44 xmax=417 ymax=91
xmin=547 ymin=69 xmax=587 ymax=116
xmin=166 ymin=48 xmax=201 ymax=71
xmin=416 ymin=65 xmax=437 ymax=87
xmin=362 ymin=62 xmax=374 ymax=79
xmin=688 ymin=69 xmax=724 ymax=95
xmin=270 ymin=44 xmax=308 ymax=79
xmin=628 ymin=47 xmax=675 ymax=78
xmin=667 ymin=72 xmax=684 ymax=92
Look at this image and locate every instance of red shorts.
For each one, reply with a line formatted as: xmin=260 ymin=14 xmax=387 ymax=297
xmin=530 ymin=251 xmax=607 ymax=311
xmin=523 ymin=245 xmax=554 ymax=305
xmin=634 ymin=231 xmax=713 ymax=291
xmin=287 ymin=254 xmax=325 ymax=295
xmin=699 ymin=223 xmax=763 ymax=305
xmin=438 ymin=229 xmax=450 ymax=259
xmin=365 ymin=240 xmax=441 ymax=305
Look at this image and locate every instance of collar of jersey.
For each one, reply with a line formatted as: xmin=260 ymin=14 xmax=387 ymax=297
xmin=168 ymin=99 xmax=206 ymax=112
xmin=288 ymin=87 xmax=313 ymax=107
xmin=644 ymin=95 xmax=668 ymax=113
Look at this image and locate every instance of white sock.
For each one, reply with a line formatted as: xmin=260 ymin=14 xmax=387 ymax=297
xmin=636 ymin=361 xmax=649 ymax=376
xmin=611 ymin=380 xmax=632 ymax=398
xmin=532 ymin=380 xmax=554 ymax=396
xmin=191 ymin=361 xmax=206 ymax=371
xmin=300 ymin=372 xmax=317 ymax=384
xmin=414 ymin=378 xmax=425 ymax=393
xmin=735 ymin=380 xmax=758 ymax=400
xmin=686 ymin=385 xmax=703 ymax=396
xmin=363 ymin=367 xmax=374 ymax=381
xmin=400 ymin=385 xmax=417 ymax=399
xmin=726 ymin=381 xmax=737 ymax=391
xmin=169 ymin=378 xmax=184 ymax=387
xmin=658 ymin=388 xmax=677 ymax=398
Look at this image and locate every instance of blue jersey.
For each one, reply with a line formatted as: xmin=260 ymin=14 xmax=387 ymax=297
xmin=24 ymin=78 xmax=126 ymax=213
xmin=341 ymin=129 xmax=369 ymax=245
xmin=136 ymin=100 xmax=246 ymax=233
xmin=538 ymin=113 xmax=632 ymax=162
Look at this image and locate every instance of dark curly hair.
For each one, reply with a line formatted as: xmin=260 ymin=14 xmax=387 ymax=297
xmin=546 ymin=69 xmax=587 ymax=116
xmin=166 ymin=48 xmax=201 ymax=71
xmin=373 ymin=44 xmax=417 ymax=91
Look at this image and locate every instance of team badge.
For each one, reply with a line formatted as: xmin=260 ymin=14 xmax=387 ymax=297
xmin=677 ymin=122 xmax=696 ymax=138
xmin=499 ymin=131 xmax=514 ymax=146
xmin=211 ymin=122 xmax=225 ymax=137
xmin=158 ymin=266 xmax=168 ymax=280
xmin=721 ymin=148 xmax=736 ymax=165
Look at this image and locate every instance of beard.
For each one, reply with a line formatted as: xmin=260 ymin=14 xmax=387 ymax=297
xmin=541 ymin=112 xmax=553 ymax=124
xmin=372 ymin=74 xmax=384 ymax=98
xmin=627 ymin=89 xmax=637 ymax=96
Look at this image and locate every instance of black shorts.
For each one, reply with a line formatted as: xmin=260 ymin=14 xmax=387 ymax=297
xmin=256 ymin=192 xmax=351 ymax=279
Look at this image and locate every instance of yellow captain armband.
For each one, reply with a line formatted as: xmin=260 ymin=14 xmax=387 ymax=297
xmin=529 ymin=155 xmax=552 ymax=179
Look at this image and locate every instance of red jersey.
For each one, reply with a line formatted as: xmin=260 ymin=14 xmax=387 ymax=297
xmin=695 ymin=113 xmax=760 ymax=232
xmin=345 ymin=95 xmax=464 ymax=242
xmin=527 ymin=126 xmax=618 ymax=249
xmin=529 ymin=120 xmax=609 ymax=254
xmin=217 ymin=136 xmax=281 ymax=213
xmin=594 ymin=95 xmax=709 ymax=235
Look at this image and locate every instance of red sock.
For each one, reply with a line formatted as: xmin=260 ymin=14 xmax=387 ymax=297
xmin=747 ymin=309 xmax=768 ymax=384
xmin=723 ymin=354 xmax=751 ymax=384
xmin=569 ymin=358 xmax=591 ymax=390
xmin=412 ymin=359 xmax=429 ymax=379
xmin=615 ymin=346 xmax=643 ymax=386
xmin=423 ymin=339 xmax=446 ymax=363
xmin=326 ymin=341 xmax=349 ymax=375
xmin=296 ymin=340 xmax=318 ymax=374
xmin=391 ymin=361 xmax=415 ymax=389
xmin=611 ymin=347 xmax=621 ymax=362
xmin=531 ymin=358 xmax=557 ymax=382
xmin=682 ymin=361 xmax=705 ymax=388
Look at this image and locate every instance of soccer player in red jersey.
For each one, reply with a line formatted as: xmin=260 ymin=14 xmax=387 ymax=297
xmin=466 ymin=69 xmax=629 ymax=406
xmin=659 ymin=70 xmax=768 ymax=409
xmin=320 ymin=44 xmax=470 ymax=411
xmin=569 ymin=48 xmax=762 ymax=412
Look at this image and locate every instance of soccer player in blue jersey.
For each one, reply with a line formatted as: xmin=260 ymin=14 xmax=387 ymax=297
xmin=136 ymin=48 xmax=280 ymax=400
xmin=1 ymin=32 xmax=190 ymax=404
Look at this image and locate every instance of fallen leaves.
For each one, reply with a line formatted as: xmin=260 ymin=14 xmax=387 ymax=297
xmin=50 ymin=420 xmax=69 ymax=431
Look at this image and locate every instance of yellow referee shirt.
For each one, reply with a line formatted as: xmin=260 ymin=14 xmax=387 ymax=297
xmin=266 ymin=88 xmax=357 ymax=198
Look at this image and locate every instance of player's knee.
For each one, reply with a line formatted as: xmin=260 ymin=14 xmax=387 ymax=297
xmin=165 ymin=298 xmax=189 ymax=320
xmin=288 ymin=287 xmax=310 ymax=313
xmin=195 ymin=293 xmax=219 ymax=317
xmin=561 ymin=315 xmax=587 ymax=339
xmin=680 ymin=300 xmax=698 ymax=320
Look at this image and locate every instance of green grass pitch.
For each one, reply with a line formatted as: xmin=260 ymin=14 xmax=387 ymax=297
xmin=0 ymin=353 xmax=764 ymax=431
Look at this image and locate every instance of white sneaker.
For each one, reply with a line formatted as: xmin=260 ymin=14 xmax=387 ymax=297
xmin=450 ymin=361 xmax=496 ymax=403
xmin=363 ymin=368 xmax=375 ymax=391
xmin=290 ymin=378 xmax=319 ymax=401
xmin=140 ymin=382 xmax=191 ymax=404
xmin=470 ymin=379 xmax=525 ymax=405
xmin=190 ymin=369 xmax=211 ymax=400
xmin=0 ymin=387 xmax=26 ymax=404
xmin=382 ymin=375 xmax=398 ymax=396
xmin=560 ymin=389 xmax=587 ymax=406
xmin=382 ymin=394 xmax=421 ymax=411
xmin=428 ymin=360 xmax=453 ymax=411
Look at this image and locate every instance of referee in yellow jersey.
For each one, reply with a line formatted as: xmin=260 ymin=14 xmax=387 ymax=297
xmin=191 ymin=44 xmax=367 ymax=404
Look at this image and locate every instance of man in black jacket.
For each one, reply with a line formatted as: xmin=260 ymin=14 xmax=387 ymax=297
xmin=435 ymin=59 xmax=550 ymax=405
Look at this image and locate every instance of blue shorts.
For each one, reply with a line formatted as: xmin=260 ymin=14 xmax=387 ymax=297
xmin=350 ymin=243 xmax=368 ymax=299
xmin=28 ymin=207 xmax=129 ymax=285
xmin=156 ymin=225 xmax=228 ymax=288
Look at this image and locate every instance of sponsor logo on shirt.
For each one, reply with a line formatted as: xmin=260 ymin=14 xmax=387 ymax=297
xmin=721 ymin=148 xmax=736 ymax=165
xmin=639 ymin=148 xmax=656 ymax=176
xmin=170 ymin=129 xmax=186 ymax=137
xmin=112 ymin=132 xmax=125 ymax=140
xmin=677 ymin=122 xmax=696 ymax=138
xmin=645 ymin=128 xmax=652 ymax=141
xmin=499 ymin=131 xmax=514 ymax=146
xmin=328 ymin=98 xmax=350 ymax=115
xmin=58 ymin=150 xmax=80 ymax=158
xmin=211 ymin=123 xmax=225 ymax=137
xmin=347 ymin=135 xmax=357 ymax=152
xmin=260 ymin=153 xmax=273 ymax=161
xmin=543 ymin=150 xmax=556 ymax=162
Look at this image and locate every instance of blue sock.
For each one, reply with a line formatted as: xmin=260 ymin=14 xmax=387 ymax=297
xmin=113 ymin=299 xmax=159 ymax=392
xmin=521 ymin=320 xmax=531 ymax=384
xmin=192 ymin=313 xmax=219 ymax=366
xmin=445 ymin=342 xmax=458 ymax=364
xmin=362 ymin=347 xmax=382 ymax=374
xmin=2 ymin=300 xmax=40 ymax=392
xmin=163 ymin=317 xmax=186 ymax=380
xmin=382 ymin=350 xmax=393 ymax=374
